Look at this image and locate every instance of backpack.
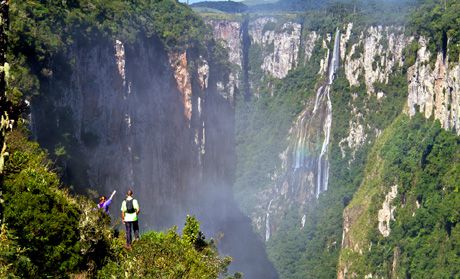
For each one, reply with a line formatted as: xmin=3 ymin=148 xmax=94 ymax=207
xmin=125 ymin=199 xmax=136 ymax=214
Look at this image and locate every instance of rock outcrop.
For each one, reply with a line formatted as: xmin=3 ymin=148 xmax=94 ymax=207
xmin=248 ymin=18 xmax=302 ymax=79
xmin=208 ymin=17 xmax=305 ymax=97
xmin=378 ymin=185 xmax=398 ymax=237
xmin=343 ymin=26 xmax=410 ymax=92
xmin=207 ymin=19 xmax=242 ymax=100
xmin=32 ymin=37 xmax=207 ymax=227
xmin=407 ymin=37 xmax=460 ymax=134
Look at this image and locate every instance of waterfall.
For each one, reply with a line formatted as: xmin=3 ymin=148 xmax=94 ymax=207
xmin=316 ymin=28 xmax=340 ymax=198
xmin=328 ymin=29 xmax=340 ymax=85
xmin=316 ymin=86 xmax=332 ymax=198
xmin=290 ymin=28 xmax=340 ymax=199
xmin=265 ymin=199 xmax=274 ymax=241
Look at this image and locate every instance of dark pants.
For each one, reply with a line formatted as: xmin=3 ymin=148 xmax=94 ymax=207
xmin=125 ymin=220 xmax=139 ymax=245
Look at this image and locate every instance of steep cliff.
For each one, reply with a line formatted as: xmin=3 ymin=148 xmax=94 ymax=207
xmin=337 ymin=44 xmax=460 ymax=279
xmin=209 ymin=16 xmax=306 ymax=97
xmin=407 ymin=37 xmax=460 ymax=133
xmin=337 ymin=29 xmax=460 ymax=279
xmin=337 ymin=114 xmax=460 ymax=278
xmin=32 ymin=37 xmax=200 ymax=226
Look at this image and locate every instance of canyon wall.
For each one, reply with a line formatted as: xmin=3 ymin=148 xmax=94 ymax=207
xmin=208 ymin=16 xmax=459 ymax=245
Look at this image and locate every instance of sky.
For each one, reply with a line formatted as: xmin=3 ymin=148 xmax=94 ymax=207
xmin=179 ymin=0 xmax=276 ymax=4
xmin=179 ymin=0 xmax=239 ymax=3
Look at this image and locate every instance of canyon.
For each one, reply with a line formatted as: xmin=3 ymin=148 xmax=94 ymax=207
xmin=27 ymin=10 xmax=459 ymax=278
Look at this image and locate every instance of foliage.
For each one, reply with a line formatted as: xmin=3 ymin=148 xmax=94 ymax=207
xmin=409 ymin=0 xmax=460 ymax=62
xmin=1 ymin=128 xmax=234 ymax=278
xmin=2 ymin=128 xmax=83 ymax=277
xmin=182 ymin=214 xmax=207 ymax=251
xmin=0 ymin=224 xmax=26 ymax=278
xmin=77 ymin=197 xmax=116 ymax=275
xmin=1 ymin=127 xmax=117 ymax=277
xmin=10 ymin=0 xmax=209 ymax=51
xmin=98 ymin=216 xmax=234 ymax=279
xmin=402 ymin=40 xmax=421 ymax=72
xmin=341 ymin=114 xmax=460 ymax=277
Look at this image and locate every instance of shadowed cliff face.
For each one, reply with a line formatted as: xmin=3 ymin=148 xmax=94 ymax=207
xmin=33 ymin=36 xmax=196 ymax=228
xmin=31 ymin=35 xmax=278 ymax=278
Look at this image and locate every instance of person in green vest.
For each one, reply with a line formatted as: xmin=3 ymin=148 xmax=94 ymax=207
xmin=121 ymin=189 xmax=140 ymax=248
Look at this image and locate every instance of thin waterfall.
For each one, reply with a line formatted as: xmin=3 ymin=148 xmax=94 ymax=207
xmin=328 ymin=29 xmax=340 ymax=85
xmin=316 ymin=28 xmax=340 ymax=198
xmin=265 ymin=199 xmax=274 ymax=241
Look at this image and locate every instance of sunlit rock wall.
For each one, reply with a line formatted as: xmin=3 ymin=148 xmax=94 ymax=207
xmin=407 ymin=37 xmax=460 ymax=134
xmin=209 ymin=18 xmax=460 ymax=241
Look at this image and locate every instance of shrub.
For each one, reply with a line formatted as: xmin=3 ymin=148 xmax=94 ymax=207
xmin=98 ymin=216 xmax=233 ymax=279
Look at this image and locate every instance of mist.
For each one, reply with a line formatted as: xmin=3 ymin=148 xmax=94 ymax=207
xmin=30 ymin=27 xmax=278 ymax=277
xmin=27 ymin=0 xmax=419 ymax=277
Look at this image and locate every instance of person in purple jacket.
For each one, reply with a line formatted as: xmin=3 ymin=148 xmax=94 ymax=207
xmin=98 ymin=190 xmax=117 ymax=213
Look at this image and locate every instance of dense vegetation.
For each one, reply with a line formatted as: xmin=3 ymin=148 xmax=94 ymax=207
xmin=409 ymin=0 xmax=460 ymax=61
xmin=99 ymin=216 xmax=236 ymax=278
xmin=1 ymin=128 xmax=112 ymax=277
xmin=340 ymin=114 xmax=460 ymax=277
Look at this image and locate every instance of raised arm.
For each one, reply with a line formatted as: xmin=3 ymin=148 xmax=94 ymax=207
xmin=109 ymin=190 xmax=117 ymax=200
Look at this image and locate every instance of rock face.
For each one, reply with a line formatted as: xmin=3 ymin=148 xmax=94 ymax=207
xmin=261 ymin=29 xmax=340 ymax=240
xmin=249 ymin=18 xmax=302 ymax=79
xmin=31 ymin=35 xmax=278 ymax=278
xmin=169 ymin=51 xmax=193 ymax=122
xmin=337 ymin=25 xmax=411 ymax=164
xmin=32 ymin=38 xmax=200 ymax=226
xmin=378 ymin=185 xmax=398 ymax=237
xmin=407 ymin=38 xmax=460 ymax=134
xmin=344 ymin=26 xmax=410 ymax=92
xmin=208 ymin=17 xmax=305 ymax=97
xmin=207 ymin=19 xmax=242 ymax=100
xmin=208 ymin=20 xmax=242 ymax=68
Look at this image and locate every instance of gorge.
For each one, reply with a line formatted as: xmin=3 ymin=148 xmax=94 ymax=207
xmin=1 ymin=0 xmax=459 ymax=278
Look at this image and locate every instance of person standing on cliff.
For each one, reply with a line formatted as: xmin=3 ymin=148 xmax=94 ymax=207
xmin=121 ymin=189 xmax=140 ymax=248
xmin=98 ymin=190 xmax=117 ymax=214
